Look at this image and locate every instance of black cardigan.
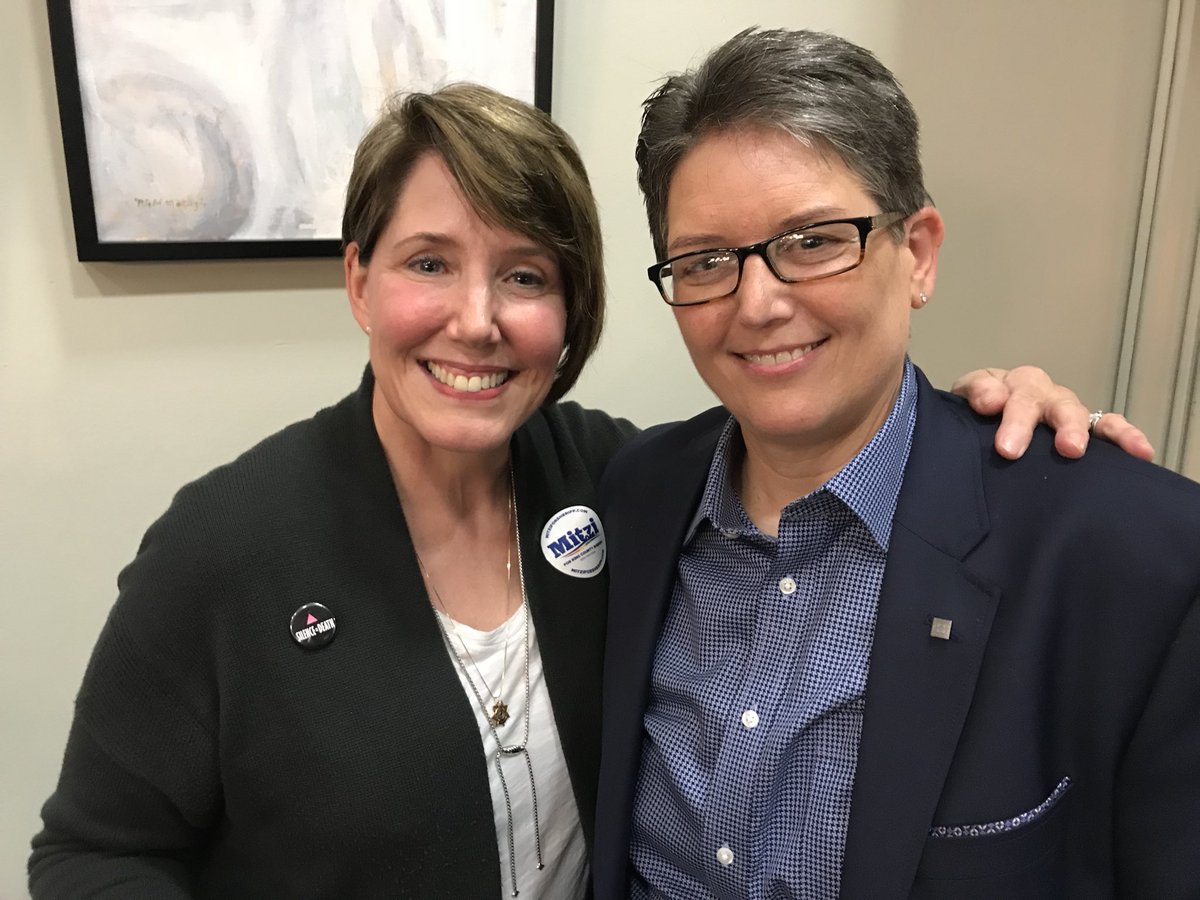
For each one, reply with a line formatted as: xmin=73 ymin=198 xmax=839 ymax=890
xmin=30 ymin=369 xmax=636 ymax=898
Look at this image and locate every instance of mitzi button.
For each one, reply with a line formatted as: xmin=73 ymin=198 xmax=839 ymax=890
xmin=291 ymin=602 xmax=337 ymax=649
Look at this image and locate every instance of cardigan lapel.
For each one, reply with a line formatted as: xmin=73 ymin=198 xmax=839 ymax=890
xmin=509 ymin=410 xmax=620 ymax=848
xmin=840 ymin=372 xmax=1000 ymax=898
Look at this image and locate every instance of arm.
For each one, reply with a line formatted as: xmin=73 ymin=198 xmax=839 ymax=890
xmin=952 ymin=366 xmax=1154 ymax=461
xmin=1115 ymin=592 xmax=1200 ymax=897
xmin=29 ymin=517 xmax=221 ymax=897
xmin=29 ymin=720 xmax=204 ymax=898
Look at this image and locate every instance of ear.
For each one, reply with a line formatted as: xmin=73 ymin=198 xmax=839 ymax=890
xmin=905 ymin=207 xmax=945 ymax=308
xmin=345 ymin=242 xmax=371 ymax=333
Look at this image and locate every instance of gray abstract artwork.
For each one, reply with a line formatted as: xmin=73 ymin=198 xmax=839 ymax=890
xmin=70 ymin=0 xmax=539 ymax=243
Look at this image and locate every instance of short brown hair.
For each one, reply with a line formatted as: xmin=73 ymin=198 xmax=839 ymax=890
xmin=342 ymin=83 xmax=604 ymax=404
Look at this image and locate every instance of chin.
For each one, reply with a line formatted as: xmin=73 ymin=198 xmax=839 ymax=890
xmin=432 ymin=420 xmax=525 ymax=453
xmin=424 ymin=425 xmax=515 ymax=455
xmin=735 ymin=404 xmax=824 ymax=441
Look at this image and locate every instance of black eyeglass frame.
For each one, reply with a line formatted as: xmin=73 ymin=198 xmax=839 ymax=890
xmin=646 ymin=211 xmax=909 ymax=307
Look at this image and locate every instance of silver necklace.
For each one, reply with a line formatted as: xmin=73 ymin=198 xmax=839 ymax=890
xmin=425 ymin=486 xmax=514 ymax=727
xmin=418 ymin=466 xmax=544 ymax=897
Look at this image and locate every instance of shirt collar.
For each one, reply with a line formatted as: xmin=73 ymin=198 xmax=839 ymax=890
xmin=684 ymin=358 xmax=919 ymax=551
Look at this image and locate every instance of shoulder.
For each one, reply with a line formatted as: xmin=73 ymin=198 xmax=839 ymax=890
xmin=518 ymin=401 xmax=640 ymax=483
xmin=111 ymin=383 xmax=381 ymax=627
xmin=926 ymin=384 xmax=1200 ymax=507
xmin=162 ymin=387 xmax=367 ymax=546
xmin=86 ymin=379 xmax=387 ymax=703
xmin=606 ymin=406 xmax=729 ymax=477
xmin=597 ymin=407 xmax=729 ymax=518
xmin=918 ymin=383 xmax=1200 ymax=562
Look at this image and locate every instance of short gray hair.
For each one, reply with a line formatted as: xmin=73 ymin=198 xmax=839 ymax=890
xmin=636 ymin=27 xmax=928 ymax=259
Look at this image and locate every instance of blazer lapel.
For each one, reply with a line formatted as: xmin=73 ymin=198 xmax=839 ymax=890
xmin=841 ymin=373 xmax=1000 ymax=899
xmin=594 ymin=408 xmax=727 ymax=898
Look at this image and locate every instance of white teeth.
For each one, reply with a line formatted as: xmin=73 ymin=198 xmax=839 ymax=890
xmin=427 ymin=362 xmax=509 ymax=393
xmin=744 ymin=342 xmax=821 ymax=366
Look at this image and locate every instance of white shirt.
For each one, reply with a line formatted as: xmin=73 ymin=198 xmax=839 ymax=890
xmin=435 ymin=605 xmax=588 ymax=900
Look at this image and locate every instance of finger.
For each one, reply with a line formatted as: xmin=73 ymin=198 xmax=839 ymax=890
xmin=1051 ymin=422 xmax=1089 ymax=459
xmin=993 ymin=391 xmax=1047 ymax=459
xmin=951 ymin=367 xmax=1011 ymax=416
xmin=991 ymin=365 xmax=1084 ymax=459
xmin=1091 ymin=412 xmax=1156 ymax=461
xmin=1026 ymin=383 xmax=1088 ymax=458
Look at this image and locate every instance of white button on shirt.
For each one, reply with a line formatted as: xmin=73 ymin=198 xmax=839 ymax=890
xmin=716 ymin=846 xmax=734 ymax=867
xmin=741 ymin=709 xmax=759 ymax=729
xmin=778 ymin=576 xmax=797 ymax=595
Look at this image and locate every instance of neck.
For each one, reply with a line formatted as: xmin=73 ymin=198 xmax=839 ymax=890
xmin=391 ymin=450 xmax=510 ymax=523
xmin=372 ymin=390 xmax=516 ymax=630
xmin=372 ymin=391 xmax=511 ymax=521
xmin=735 ymin=380 xmax=902 ymax=538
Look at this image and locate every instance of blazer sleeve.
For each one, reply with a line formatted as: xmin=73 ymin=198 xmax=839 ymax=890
xmin=1115 ymin=588 xmax=1200 ymax=897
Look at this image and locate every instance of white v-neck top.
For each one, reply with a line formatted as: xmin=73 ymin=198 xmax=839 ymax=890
xmin=435 ymin=605 xmax=588 ymax=899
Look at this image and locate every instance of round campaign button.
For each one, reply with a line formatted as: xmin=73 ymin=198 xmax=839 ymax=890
xmin=290 ymin=602 xmax=337 ymax=650
xmin=541 ymin=505 xmax=606 ymax=578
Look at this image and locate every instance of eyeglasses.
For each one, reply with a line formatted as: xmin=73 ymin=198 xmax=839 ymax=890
xmin=646 ymin=211 xmax=908 ymax=307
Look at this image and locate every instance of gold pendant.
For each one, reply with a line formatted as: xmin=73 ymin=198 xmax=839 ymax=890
xmin=489 ymin=700 xmax=510 ymax=727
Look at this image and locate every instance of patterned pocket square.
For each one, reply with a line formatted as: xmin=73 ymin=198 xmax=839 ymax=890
xmin=928 ymin=776 xmax=1072 ymax=838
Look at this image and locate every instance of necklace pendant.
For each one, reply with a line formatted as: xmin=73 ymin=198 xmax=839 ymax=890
xmin=489 ymin=700 xmax=510 ymax=727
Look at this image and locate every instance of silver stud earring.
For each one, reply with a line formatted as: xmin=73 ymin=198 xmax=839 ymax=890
xmin=364 ymin=325 xmax=372 ymax=336
xmin=918 ymin=292 xmax=929 ymax=306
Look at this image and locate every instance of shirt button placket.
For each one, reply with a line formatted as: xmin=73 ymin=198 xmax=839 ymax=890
xmin=778 ymin=575 xmax=797 ymax=595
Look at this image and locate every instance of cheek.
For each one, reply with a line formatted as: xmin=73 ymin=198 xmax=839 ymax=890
xmin=841 ymin=273 xmax=911 ymax=341
xmin=516 ymin=301 xmax=569 ymax=367
xmin=370 ymin=281 xmax=443 ymax=342
xmin=673 ymin=307 xmax=726 ymax=361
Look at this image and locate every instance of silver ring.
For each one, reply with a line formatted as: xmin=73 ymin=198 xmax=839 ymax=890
xmin=1088 ymin=410 xmax=1105 ymax=432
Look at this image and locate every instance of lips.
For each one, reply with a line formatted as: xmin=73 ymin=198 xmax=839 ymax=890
xmin=740 ymin=338 xmax=827 ymax=366
xmin=425 ymin=361 xmax=511 ymax=393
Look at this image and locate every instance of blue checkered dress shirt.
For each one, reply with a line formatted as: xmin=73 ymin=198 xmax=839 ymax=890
xmin=629 ymin=359 xmax=918 ymax=899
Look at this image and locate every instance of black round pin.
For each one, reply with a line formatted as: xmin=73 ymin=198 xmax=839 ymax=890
xmin=290 ymin=602 xmax=337 ymax=650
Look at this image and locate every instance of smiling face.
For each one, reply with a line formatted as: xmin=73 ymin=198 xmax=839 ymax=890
xmin=346 ymin=152 xmax=567 ymax=461
xmin=665 ymin=125 xmax=942 ymax=470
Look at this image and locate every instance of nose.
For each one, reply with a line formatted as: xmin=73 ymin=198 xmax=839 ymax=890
xmin=734 ymin=253 xmax=793 ymax=327
xmin=447 ymin=279 xmax=501 ymax=346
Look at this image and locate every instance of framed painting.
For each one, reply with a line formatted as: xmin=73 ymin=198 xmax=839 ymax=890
xmin=46 ymin=0 xmax=555 ymax=261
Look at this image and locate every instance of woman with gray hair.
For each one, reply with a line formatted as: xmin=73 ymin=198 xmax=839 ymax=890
xmin=595 ymin=27 xmax=1200 ymax=899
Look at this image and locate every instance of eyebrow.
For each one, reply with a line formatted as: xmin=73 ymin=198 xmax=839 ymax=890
xmin=380 ymin=231 xmax=454 ymax=256
xmin=666 ymin=206 xmax=851 ymax=255
xmin=388 ymin=231 xmax=555 ymax=261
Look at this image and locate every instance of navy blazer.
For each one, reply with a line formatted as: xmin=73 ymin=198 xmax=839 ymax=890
xmin=594 ymin=369 xmax=1200 ymax=899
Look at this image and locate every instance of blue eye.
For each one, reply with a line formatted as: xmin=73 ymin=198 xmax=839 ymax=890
xmin=511 ymin=270 xmax=544 ymax=287
xmin=505 ymin=266 xmax=559 ymax=297
xmin=409 ymin=254 xmax=445 ymax=274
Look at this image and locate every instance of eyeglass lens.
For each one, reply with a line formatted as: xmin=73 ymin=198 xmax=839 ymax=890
xmin=658 ymin=220 xmax=865 ymax=305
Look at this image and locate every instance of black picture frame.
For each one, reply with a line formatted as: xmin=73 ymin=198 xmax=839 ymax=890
xmin=46 ymin=1 xmax=555 ymax=262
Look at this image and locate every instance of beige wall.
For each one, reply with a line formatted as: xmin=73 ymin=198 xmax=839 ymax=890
xmin=2 ymin=0 xmax=1190 ymax=894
